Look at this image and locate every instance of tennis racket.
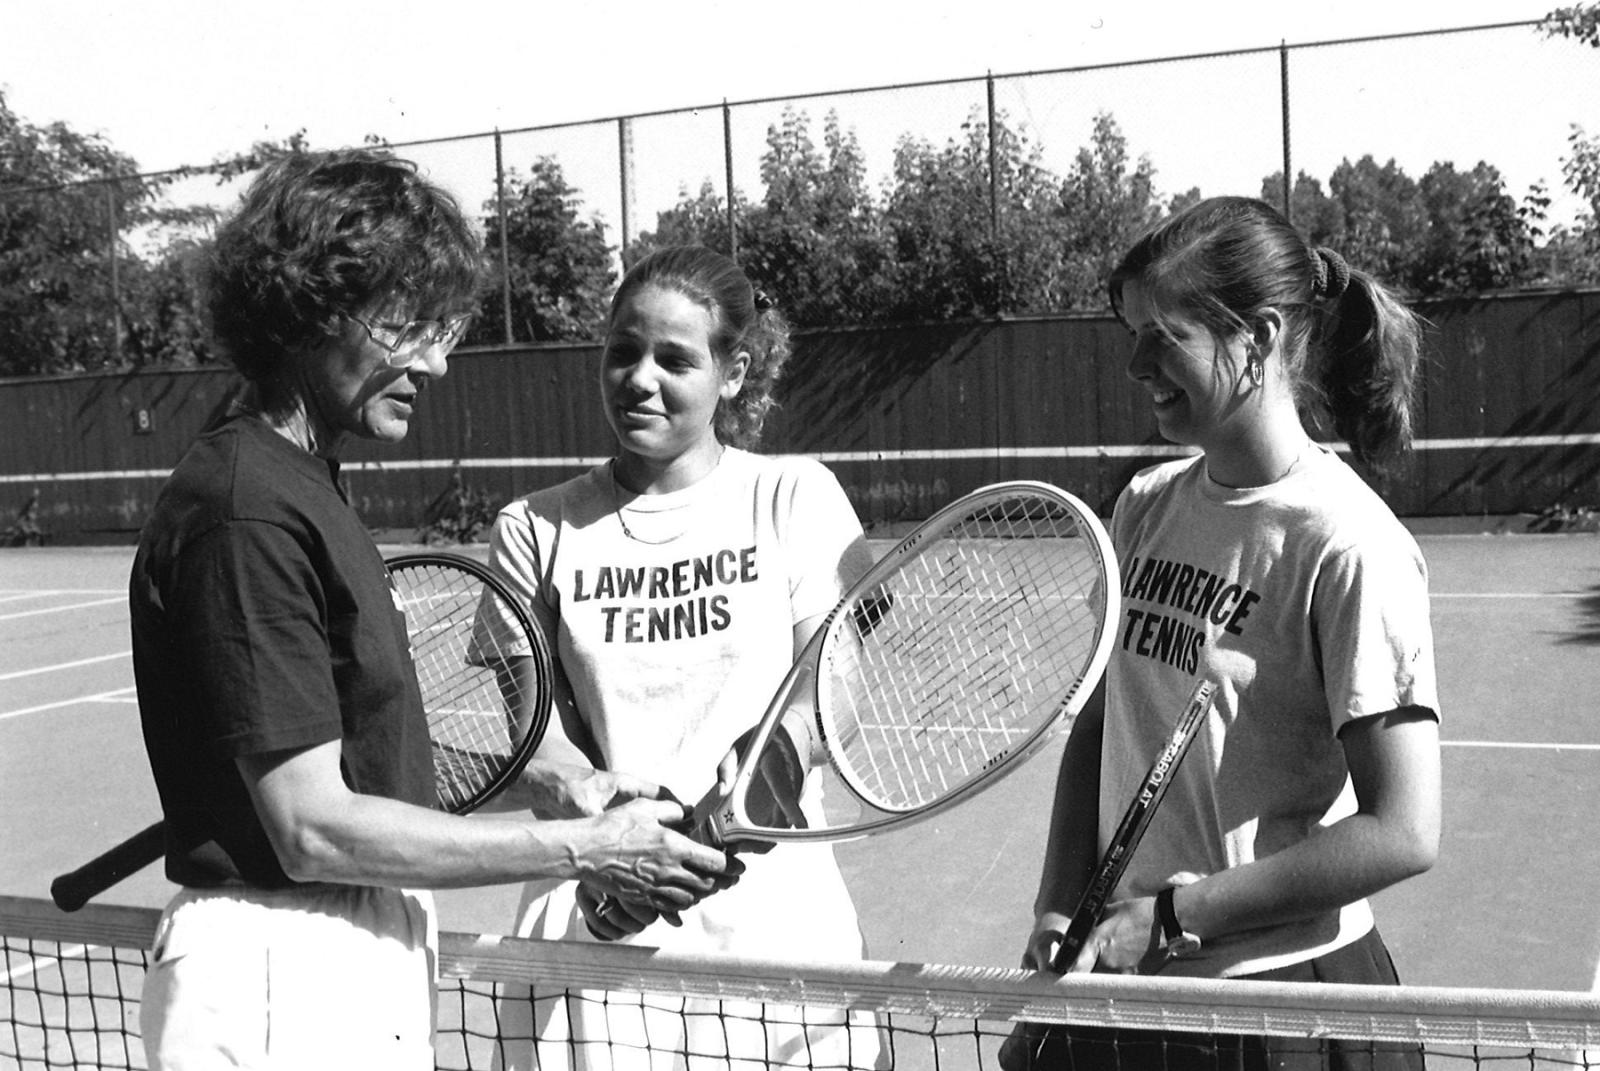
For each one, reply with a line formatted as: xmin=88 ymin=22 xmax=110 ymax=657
xmin=49 ymin=551 xmax=551 ymax=912
xmin=998 ymin=677 xmax=1216 ymax=1071
xmin=591 ymin=480 xmax=1119 ymax=932
xmin=1052 ymin=677 xmax=1216 ymax=968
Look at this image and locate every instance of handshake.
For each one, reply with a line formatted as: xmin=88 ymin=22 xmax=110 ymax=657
xmin=526 ymin=720 xmax=809 ymax=941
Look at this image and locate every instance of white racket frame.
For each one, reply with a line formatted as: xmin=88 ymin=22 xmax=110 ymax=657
xmin=698 ymin=480 xmax=1119 ymax=847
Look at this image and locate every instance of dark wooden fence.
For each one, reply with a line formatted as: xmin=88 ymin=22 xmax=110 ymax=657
xmin=3 ymin=290 xmax=1597 ymax=542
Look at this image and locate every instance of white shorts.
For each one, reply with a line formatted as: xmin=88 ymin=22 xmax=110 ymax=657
xmin=140 ymin=883 xmax=437 ymax=1071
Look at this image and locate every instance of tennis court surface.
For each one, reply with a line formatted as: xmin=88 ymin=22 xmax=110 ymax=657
xmin=4 ymin=531 xmax=1600 ymax=1068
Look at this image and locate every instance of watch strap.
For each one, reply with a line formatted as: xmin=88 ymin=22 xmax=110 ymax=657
xmin=1155 ymin=886 xmax=1201 ymax=957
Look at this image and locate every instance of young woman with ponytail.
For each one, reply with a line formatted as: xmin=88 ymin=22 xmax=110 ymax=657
xmin=486 ymin=246 xmax=883 ymax=1070
xmin=1015 ymin=197 xmax=1441 ymax=1070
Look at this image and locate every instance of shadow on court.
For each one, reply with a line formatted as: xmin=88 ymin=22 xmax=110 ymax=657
xmin=1558 ymin=581 xmax=1600 ymax=646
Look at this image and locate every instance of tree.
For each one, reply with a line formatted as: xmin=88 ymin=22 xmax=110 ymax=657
xmin=631 ymin=107 xmax=1207 ymax=324
xmin=737 ymin=108 xmax=890 ymax=326
xmin=0 ymin=89 xmax=162 ymax=375
xmin=629 ymin=179 xmax=738 ymax=261
xmin=118 ymin=235 xmax=214 ymax=368
xmin=1541 ymin=3 xmax=1600 ymax=48
xmin=1265 ymin=158 xmax=1547 ymax=296
xmin=1535 ymin=4 xmax=1600 ymax=284
xmin=879 ymin=108 xmax=1053 ymax=321
xmin=1261 ymin=171 xmax=1344 ymax=243
xmin=477 ymin=156 xmax=614 ymax=344
xmin=1411 ymin=162 xmax=1540 ymax=294
xmin=1052 ymin=112 xmax=1169 ymax=309
xmin=1314 ymin=156 xmax=1429 ymax=285
xmin=1540 ymin=127 xmax=1600 ymax=284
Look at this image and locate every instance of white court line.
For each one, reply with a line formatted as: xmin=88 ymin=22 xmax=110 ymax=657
xmin=0 ymin=596 xmax=125 ymax=622
xmin=0 ymin=651 xmax=130 ymax=682
xmin=0 ymin=948 xmax=87 ymax=986
xmin=1443 ymin=740 xmax=1600 ymax=751
xmin=0 ymin=592 xmax=57 ymax=606
xmin=0 ymin=687 xmax=137 ymax=722
xmin=0 ymin=589 xmax=121 ymax=597
xmin=1433 ymin=592 xmax=1593 ymax=599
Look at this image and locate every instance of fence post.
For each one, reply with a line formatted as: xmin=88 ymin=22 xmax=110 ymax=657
xmin=105 ymin=183 xmax=122 ymax=365
xmin=722 ymin=100 xmax=738 ymax=259
xmin=493 ymin=129 xmax=513 ymax=345
xmin=618 ymin=117 xmax=635 ymax=268
xmin=986 ymin=71 xmax=1000 ymax=239
xmin=1279 ymin=41 xmax=1293 ymax=224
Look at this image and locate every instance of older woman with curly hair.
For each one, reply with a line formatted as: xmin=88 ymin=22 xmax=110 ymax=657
xmin=131 ymin=153 xmax=731 ymax=1070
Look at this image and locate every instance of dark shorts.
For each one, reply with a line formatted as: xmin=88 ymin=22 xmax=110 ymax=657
xmin=1003 ymin=928 xmax=1425 ymax=1071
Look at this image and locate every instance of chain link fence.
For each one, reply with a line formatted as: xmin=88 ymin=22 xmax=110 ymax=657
xmin=3 ymin=19 xmax=1596 ymax=370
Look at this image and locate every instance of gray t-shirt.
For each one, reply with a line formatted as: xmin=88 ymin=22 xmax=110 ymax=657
xmin=1103 ymin=445 xmax=1438 ymax=976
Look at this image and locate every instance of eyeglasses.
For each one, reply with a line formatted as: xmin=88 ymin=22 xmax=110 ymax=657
xmin=349 ymin=313 xmax=473 ymax=366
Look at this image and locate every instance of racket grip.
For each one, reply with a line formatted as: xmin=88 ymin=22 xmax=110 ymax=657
xmin=1052 ymin=910 xmax=1098 ymax=970
xmin=49 ymin=820 xmax=166 ymax=912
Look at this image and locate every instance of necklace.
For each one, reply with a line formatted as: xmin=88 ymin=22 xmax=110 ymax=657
xmin=607 ymin=460 xmax=685 ymax=545
xmin=1275 ymin=441 xmax=1316 ymax=482
xmin=1206 ymin=440 xmax=1316 ymax=490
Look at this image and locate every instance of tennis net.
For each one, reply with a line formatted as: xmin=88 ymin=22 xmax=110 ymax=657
xmin=4 ymin=893 xmax=1598 ymax=1070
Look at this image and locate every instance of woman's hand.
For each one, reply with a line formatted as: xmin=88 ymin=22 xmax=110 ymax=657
xmin=712 ymin=721 xmax=808 ymax=846
xmin=1062 ymin=895 xmax=1163 ymax=974
xmin=576 ymin=880 xmax=667 ymax=939
xmin=517 ymin=759 xmax=671 ymax=820
xmin=573 ymin=798 xmax=746 ymax=916
xmin=1020 ymin=910 xmax=1072 ymax=972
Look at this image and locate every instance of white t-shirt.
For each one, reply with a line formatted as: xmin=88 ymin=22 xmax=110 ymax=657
xmin=1102 ymin=445 xmax=1439 ymax=977
xmin=485 ymin=448 xmax=884 ymax=1070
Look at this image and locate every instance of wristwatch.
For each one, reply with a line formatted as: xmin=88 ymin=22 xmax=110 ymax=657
xmin=1155 ymin=886 xmax=1202 ymax=958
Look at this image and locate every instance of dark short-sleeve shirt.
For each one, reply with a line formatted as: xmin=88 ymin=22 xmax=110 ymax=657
xmin=130 ymin=414 xmax=433 ymax=888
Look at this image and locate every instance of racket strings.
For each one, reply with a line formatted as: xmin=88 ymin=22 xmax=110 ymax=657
xmin=392 ymin=561 xmax=540 ymax=812
xmin=821 ymin=495 xmax=1111 ymax=813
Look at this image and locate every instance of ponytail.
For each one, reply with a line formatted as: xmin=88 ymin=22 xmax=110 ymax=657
xmin=1311 ymin=267 xmax=1422 ymax=473
xmin=720 ymin=302 xmax=792 ymax=449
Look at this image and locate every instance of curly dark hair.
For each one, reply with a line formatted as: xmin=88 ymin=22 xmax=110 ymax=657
xmin=610 ymin=247 xmax=791 ymax=450
xmin=207 ymin=148 xmax=485 ymax=382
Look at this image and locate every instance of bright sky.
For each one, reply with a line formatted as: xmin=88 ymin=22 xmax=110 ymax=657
xmin=2 ymin=0 xmax=1589 ymax=229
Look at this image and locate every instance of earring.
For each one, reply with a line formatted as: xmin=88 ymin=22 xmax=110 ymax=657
xmin=1247 ymin=356 xmax=1264 ymax=386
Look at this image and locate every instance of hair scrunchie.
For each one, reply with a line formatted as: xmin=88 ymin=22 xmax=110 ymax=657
xmin=1313 ymin=247 xmax=1351 ymax=301
xmin=752 ymin=286 xmax=776 ymax=312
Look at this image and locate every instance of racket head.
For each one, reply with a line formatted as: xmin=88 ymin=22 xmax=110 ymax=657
xmin=386 ymin=552 xmax=554 ymax=814
xmin=709 ymin=481 xmax=1118 ymax=845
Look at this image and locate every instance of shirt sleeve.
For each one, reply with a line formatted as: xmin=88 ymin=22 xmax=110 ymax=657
xmin=1313 ymin=534 xmax=1440 ymax=731
xmin=168 ymin=520 xmax=344 ymax=758
xmin=775 ymin=460 xmax=873 ymax=625
xmin=481 ymin=500 xmax=560 ymax=659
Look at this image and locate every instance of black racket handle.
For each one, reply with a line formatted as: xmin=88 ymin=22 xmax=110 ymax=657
xmin=1050 ymin=679 xmax=1216 ymax=970
xmin=50 ymin=820 xmax=165 ymax=912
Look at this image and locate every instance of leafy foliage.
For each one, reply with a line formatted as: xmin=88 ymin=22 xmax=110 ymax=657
xmin=0 ymin=90 xmax=159 ymax=375
xmin=739 ymin=109 xmax=893 ymax=325
xmin=474 ymin=157 xmax=615 ymax=344
xmin=7 ymin=19 xmax=1600 ymax=377
xmin=1265 ymin=156 xmax=1554 ymax=295
xmin=1540 ymin=3 xmax=1600 ymax=48
xmin=2 ymin=488 xmax=44 ymax=546
xmin=415 ymin=466 xmax=505 ymax=545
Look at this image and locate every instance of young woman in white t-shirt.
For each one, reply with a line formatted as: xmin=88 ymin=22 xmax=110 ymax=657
xmin=1013 ymin=196 xmax=1442 ymax=1071
xmin=487 ymin=246 xmax=884 ymax=1070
